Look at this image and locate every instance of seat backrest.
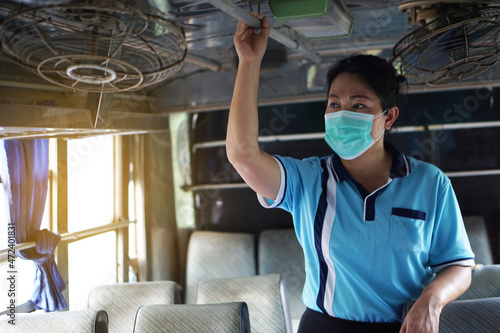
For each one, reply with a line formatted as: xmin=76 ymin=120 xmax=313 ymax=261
xmin=196 ymin=274 xmax=292 ymax=333
xmin=439 ymin=297 xmax=500 ymax=333
xmin=185 ymin=231 xmax=256 ymax=304
xmin=133 ymin=302 xmax=250 ymax=333
xmin=0 ymin=309 xmax=108 ymax=333
xmin=459 ymin=264 xmax=500 ymax=300
xmin=87 ymin=281 xmax=180 ymax=333
xmin=463 ymin=216 xmax=493 ymax=265
xmin=258 ymin=229 xmax=305 ymax=331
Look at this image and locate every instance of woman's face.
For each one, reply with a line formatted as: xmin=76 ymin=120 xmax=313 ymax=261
xmin=326 ymin=72 xmax=382 ymax=115
xmin=326 ymin=72 xmax=389 ymax=139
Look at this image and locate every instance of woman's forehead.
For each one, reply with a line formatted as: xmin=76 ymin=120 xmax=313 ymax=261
xmin=329 ymin=72 xmax=378 ymax=100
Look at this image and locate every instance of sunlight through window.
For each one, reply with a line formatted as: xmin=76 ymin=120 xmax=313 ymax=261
xmin=66 ymin=136 xmax=116 ymax=310
xmin=67 ymin=136 xmax=114 ymax=231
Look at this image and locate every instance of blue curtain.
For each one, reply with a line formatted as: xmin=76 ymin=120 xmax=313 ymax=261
xmin=0 ymin=139 xmax=67 ymax=312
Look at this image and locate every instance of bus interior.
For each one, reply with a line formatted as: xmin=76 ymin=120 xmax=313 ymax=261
xmin=1 ymin=0 xmax=500 ymax=332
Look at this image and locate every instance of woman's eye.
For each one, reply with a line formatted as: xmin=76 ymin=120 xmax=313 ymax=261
xmin=329 ymin=102 xmax=339 ymax=108
xmin=353 ymin=103 xmax=365 ymax=109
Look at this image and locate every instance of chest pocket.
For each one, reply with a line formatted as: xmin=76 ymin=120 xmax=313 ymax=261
xmin=389 ymin=208 xmax=426 ymax=253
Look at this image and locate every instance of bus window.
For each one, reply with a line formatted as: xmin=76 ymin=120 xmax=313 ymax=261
xmin=66 ymin=136 xmax=116 ymax=310
xmin=67 ymin=136 xmax=114 ymax=231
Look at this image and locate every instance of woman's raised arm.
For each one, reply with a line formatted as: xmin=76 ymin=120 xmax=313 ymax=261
xmin=226 ymin=15 xmax=281 ymax=201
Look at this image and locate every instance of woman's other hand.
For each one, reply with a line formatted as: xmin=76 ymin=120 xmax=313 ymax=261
xmin=400 ymin=294 xmax=441 ymax=333
xmin=400 ymin=265 xmax=471 ymax=333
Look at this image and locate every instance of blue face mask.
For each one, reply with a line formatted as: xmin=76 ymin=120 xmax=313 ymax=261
xmin=324 ymin=109 xmax=388 ymax=160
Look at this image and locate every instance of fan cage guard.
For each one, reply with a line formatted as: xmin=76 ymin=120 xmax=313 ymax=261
xmin=392 ymin=6 xmax=500 ymax=85
xmin=0 ymin=0 xmax=187 ymax=92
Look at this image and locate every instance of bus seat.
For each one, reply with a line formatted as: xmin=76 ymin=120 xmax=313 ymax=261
xmin=459 ymin=264 xmax=500 ymax=300
xmin=258 ymin=229 xmax=305 ymax=332
xmin=132 ymin=302 xmax=250 ymax=333
xmin=87 ymin=281 xmax=181 ymax=333
xmin=196 ymin=274 xmax=292 ymax=333
xmin=0 ymin=309 xmax=108 ymax=333
xmin=439 ymin=297 xmax=500 ymax=332
xmin=185 ymin=231 xmax=256 ymax=304
xmin=463 ymin=216 xmax=494 ymax=265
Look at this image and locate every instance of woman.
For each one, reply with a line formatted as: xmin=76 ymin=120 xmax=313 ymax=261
xmin=226 ymin=14 xmax=475 ymax=333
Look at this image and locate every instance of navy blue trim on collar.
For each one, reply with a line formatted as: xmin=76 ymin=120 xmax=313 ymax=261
xmin=331 ymin=153 xmax=350 ymax=182
xmin=386 ymin=143 xmax=411 ymax=178
xmin=330 ymin=142 xmax=411 ymax=183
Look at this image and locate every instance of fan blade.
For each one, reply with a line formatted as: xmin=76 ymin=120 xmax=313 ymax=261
xmin=416 ymin=27 xmax=466 ymax=70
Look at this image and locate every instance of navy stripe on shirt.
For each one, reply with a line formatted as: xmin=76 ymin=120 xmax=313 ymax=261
xmin=392 ymin=208 xmax=426 ymax=220
xmin=314 ymin=159 xmax=330 ymax=314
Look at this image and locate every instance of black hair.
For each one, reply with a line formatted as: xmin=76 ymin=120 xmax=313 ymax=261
xmin=326 ymin=54 xmax=406 ymax=111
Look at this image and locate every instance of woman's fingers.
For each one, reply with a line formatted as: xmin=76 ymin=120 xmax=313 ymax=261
xmin=250 ymin=11 xmax=260 ymax=19
xmin=235 ymin=12 xmax=267 ymax=36
xmin=233 ymin=12 xmax=270 ymax=62
xmin=234 ymin=18 xmax=254 ymax=42
xmin=260 ymin=16 xmax=270 ymax=37
xmin=235 ymin=18 xmax=249 ymax=35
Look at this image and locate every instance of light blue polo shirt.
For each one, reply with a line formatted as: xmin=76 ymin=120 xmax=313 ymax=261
xmin=257 ymin=144 xmax=475 ymax=323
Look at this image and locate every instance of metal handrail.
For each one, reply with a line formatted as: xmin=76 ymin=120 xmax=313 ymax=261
xmin=0 ymin=220 xmax=132 ymax=262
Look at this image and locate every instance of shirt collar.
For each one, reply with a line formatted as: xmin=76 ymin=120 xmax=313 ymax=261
xmin=331 ymin=142 xmax=411 ymax=182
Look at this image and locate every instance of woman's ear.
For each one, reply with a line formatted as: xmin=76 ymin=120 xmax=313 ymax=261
xmin=385 ymin=106 xmax=399 ymax=130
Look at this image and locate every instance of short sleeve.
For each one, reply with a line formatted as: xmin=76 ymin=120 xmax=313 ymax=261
xmin=257 ymin=156 xmax=286 ymax=209
xmin=428 ymin=178 xmax=475 ymax=273
xmin=256 ymin=155 xmax=324 ymax=213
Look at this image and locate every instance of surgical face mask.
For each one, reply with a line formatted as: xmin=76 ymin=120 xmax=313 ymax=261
xmin=324 ymin=109 xmax=388 ymax=160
